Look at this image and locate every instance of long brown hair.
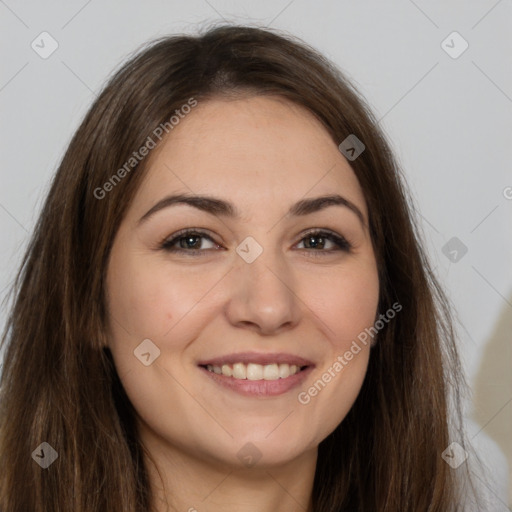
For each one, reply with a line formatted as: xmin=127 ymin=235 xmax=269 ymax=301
xmin=0 ymin=24 xmax=482 ymax=511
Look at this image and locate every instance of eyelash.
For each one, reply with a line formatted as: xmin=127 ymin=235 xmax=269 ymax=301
xmin=160 ymin=228 xmax=352 ymax=256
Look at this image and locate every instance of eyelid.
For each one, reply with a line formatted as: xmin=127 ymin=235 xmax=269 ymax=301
xmin=294 ymin=228 xmax=352 ymax=252
xmin=160 ymin=228 xmax=220 ymax=250
xmin=161 ymin=227 xmax=212 ymax=242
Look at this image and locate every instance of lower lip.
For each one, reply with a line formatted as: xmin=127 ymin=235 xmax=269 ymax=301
xmin=199 ymin=366 xmax=314 ymax=397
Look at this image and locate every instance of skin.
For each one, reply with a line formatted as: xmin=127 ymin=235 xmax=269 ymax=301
xmin=105 ymin=95 xmax=380 ymax=512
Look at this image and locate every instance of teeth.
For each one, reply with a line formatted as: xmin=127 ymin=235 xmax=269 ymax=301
xmin=263 ymin=364 xmax=279 ymax=380
xmin=232 ymin=363 xmax=246 ymax=379
xmin=279 ymin=363 xmax=290 ymax=378
xmin=221 ymin=364 xmax=232 ymax=377
xmin=205 ymin=362 xmax=303 ymax=380
xmin=247 ymin=363 xmax=263 ymax=380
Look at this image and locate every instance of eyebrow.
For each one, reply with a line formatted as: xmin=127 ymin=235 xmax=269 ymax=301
xmin=138 ymin=193 xmax=366 ymax=228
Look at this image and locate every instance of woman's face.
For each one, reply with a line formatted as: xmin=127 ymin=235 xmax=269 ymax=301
xmin=105 ymin=96 xmax=379 ymax=469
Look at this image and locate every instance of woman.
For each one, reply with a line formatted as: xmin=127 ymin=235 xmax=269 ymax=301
xmin=0 ymin=24 xmax=487 ymax=511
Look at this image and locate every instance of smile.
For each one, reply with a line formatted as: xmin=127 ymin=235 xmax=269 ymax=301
xmin=197 ymin=353 xmax=314 ymax=397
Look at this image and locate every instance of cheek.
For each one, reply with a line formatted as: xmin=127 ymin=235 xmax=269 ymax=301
xmin=105 ymin=258 xmax=218 ymax=442
xmin=295 ymin=260 xmax=379 ymax=438
xmin=106 ymin=256 xmax=211 ymax=341
xmin=313 ymin=260 xmax=380 ymax=346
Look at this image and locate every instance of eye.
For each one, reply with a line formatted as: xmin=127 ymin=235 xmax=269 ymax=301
xmin=160 ymin=228 xmax=352 ymax=256
xmin=160 ymin=229 xmax=221 ymax=254
xmin=295 ymin=230 xmax=352 ymax=253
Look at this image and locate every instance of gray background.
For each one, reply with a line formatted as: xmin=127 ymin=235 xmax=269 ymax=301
xmin=1 ymin=0 xmax=511 ymax=508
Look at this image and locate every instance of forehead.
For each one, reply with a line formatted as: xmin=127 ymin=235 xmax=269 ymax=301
xmin=132 ymin=96 xmax=367 ymax=219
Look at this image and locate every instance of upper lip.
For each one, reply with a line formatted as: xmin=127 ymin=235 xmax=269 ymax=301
xmin=197 ymin=352 xmax=314 ymax=367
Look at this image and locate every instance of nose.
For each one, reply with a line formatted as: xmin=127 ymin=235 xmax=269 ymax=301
xmin=224 ymin=248 xmax=301 ymax=336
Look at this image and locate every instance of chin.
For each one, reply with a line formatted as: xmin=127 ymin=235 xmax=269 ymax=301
xmin=227 ymin=430 xmax=316 ymax=469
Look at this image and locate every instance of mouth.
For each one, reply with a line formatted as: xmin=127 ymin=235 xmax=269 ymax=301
xmin=197 ymin=353 xmax=314 ymax=397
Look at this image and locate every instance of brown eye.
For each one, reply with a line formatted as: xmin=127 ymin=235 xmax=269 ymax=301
xmin=161 ymin=230 xmax=221 ymax=253
xmin=296 ymin=230 xmax=351 ymax=252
